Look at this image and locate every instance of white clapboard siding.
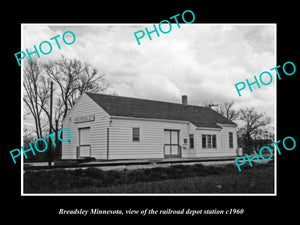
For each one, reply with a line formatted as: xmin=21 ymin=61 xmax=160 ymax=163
xmin=62 ymin=93 xmax=238 ymax=160
xmin=62 ymin=93 xmax=110 ymax=159
xmin=108 ymin=118 xmax=189 ymax=160
xmin=218 ymin=124 xmax=238 ymax=152
xmin=182 ymin=124 xmax=237 ymax=158
xmin=108 ymin=119 xmax=237 ymax=159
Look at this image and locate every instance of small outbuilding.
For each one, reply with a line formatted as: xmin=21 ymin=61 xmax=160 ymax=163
xmin=62 ymin=93 xmax=238 ymax=160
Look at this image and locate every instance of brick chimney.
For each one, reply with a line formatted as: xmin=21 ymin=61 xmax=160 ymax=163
xmin=182 ymin=95 xmax=188 ymax=105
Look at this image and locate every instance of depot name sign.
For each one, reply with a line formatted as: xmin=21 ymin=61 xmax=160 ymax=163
xmin=74 ymin=115 xmax=95 ymax=123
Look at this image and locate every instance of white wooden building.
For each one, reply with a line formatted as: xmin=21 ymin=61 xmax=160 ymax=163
xmin=62 ymin=93 xmax=238 ymax=160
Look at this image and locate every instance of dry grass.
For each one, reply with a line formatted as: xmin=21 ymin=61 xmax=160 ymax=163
xmin=24 ymin=160 xmax=274 ymax=194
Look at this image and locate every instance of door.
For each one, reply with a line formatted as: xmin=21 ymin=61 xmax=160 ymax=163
xmin=79 ymin=127 xmax=91 ymax=158
xmin=164 ymin=130 xmax=181 ymax=158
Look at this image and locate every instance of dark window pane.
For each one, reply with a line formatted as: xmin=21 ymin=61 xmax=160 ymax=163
xmin=202 ymin=135 xmax=206 ymax=148
xmin=229 ymin=132 xmax=233 ymax=148
xmin=133 ymin=128 xmax=140 ymax=141
xmin=212 ymin=135 xmax=217 ymax=148
xmin=189 ymin=134 xmax=194 ymax=149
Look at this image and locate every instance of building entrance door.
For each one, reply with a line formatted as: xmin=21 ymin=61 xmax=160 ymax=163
xmin=164 ymin=129 xmax=181 ymax=158
xmin=79 ymin=127 xmax=91 ymax=158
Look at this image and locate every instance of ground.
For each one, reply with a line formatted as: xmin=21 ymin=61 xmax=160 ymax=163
xmin=23 ymin=160 xmax=274 ymax=194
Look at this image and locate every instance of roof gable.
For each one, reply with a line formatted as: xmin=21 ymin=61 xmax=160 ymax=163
xmin=85 ymin=92 xmax=236 ymax=128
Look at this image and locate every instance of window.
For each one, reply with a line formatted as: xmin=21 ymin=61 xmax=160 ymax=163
xmin=189 ymin=134 xmax=194 ymax=149
xmin=132 ymin=128 xmax=140 ymax=141
xmin=202 ymin=134 xmax=217 ymax=149
xmin=202 ymin=135 xmax=206 ymax=148
xmin=207 ymin=135 xmax=212 ymax=148
xmin=229 ymin=132 xmax=233 ymax=148
xmin=212 ymin=135 xmax=217 ymax=148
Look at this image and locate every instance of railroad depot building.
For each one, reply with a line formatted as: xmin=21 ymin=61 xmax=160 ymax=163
xmin=62 ymin=93 xmax=238 ymax=160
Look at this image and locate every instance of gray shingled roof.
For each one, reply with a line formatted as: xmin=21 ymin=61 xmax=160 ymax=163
xmin=85 ymin=92 xmax=236 ymax=128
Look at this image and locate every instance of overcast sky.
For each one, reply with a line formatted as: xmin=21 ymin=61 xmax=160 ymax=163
xmin=22 ymin=24 xmax=276 ymax=127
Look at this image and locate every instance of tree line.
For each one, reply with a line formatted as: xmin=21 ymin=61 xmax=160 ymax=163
xmin=213 ymin=101 xmax=273 ymax=153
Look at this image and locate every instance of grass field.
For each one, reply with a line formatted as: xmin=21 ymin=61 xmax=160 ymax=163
xmin=23 ymin=161 xmax=274 ymax=194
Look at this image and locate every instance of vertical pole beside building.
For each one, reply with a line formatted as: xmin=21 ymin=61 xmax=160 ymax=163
xmin=55 ymin=119 xmax=59 ymax=159
xmin=48 ymin=81 xmax=53 ymax=167
xmin=107 ymin=128 xmax=109 ymax=160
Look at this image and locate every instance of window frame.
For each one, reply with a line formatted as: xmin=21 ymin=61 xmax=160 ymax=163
xmin=202 ymin=134 xmax=207 ymax=148
xmin=189 ymin=134 xmax=194 ymax=149
xmin=212 ymin=135 xmax=217 ymax=148
xmin=229 ymin=132 xmax=233 ymax=148
xmin=202 ymin=134 xmax=217 ymax=149
xmin=207 ymin=135 xmax=212 ymax=148
xmin=132 ymin=127 xmax=140 ymax=142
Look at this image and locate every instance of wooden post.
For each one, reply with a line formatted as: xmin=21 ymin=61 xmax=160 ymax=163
xmin=55 ymin=119 xmax=59 ymax=159
xmin=48 ymin=81 xmax=53 ymax=167
xmin=107 ymin=128 xmax=109 ymax=160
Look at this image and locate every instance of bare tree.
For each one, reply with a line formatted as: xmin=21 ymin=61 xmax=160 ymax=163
xmin=216 ymin=101 xmax=239 ymax=121
xmin=43 ymin=56 xmax=108 ymax=122
xmin=23 ymin=59 xmax=50 ymax=139
xmin=23 ymin=56 xmax=109 ymax=161
xmin=39 ymin=56 xmax=109 ymax=159
xmin=238 ymin=107 xmax=271 ymax=152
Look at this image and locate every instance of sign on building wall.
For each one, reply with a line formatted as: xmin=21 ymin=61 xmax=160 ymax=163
xmin=75 ymin=114 xmax=95 ymax=123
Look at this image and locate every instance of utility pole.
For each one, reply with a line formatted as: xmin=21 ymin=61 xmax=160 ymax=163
xmin=54 ymin=119 xmax=61 ymax=159
xmin=48 ymin=81 xmax=53 ymax=167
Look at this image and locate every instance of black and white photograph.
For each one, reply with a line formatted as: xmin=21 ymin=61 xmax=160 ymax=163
xmin=4 ymin=4 xmax=298 ymax=221
xmin=21 ymin=24 xmax=276 ymax=195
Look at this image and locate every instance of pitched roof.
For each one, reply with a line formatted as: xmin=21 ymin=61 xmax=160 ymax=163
xmin=85 ymin=92 xmax=236 ymax=128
